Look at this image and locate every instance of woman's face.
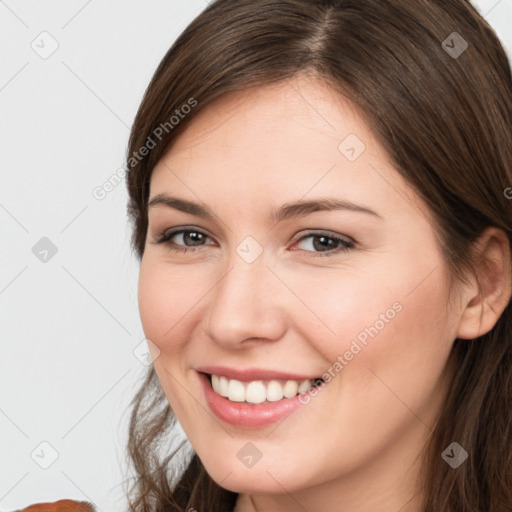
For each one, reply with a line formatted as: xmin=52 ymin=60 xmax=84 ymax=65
xmin=138 ymin=75 xmax=465 ymax=506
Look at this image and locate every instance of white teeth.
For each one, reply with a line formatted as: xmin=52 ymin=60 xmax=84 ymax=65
xmin=227 ymin=379 xmax=245 ymax=402
xmin=218 ymin=376 xmax=229 ymax=397
xmin=210 ymin=374 xmax=321 ymax=403
xmin=283 ymin=380 xmax=298 ymax=398
xmin=245 ymin=381 xmax=267 ymax=404
xmin=267 ymin=380 xmax=284 ymax=401
xmin=297 ymin=379 xmax=312 ymax=394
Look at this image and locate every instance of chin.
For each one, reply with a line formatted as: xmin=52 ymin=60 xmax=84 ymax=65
xmin=200 ymin=456 xmax=314 ymax=495
xmin=210 ymin=470 xmax=290 ymax=494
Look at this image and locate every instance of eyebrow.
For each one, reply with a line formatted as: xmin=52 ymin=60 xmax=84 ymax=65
xmin=147 ymin=193 xmax=382 ymax=222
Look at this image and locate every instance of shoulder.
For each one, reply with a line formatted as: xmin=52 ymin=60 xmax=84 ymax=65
xmin=16 ymin=500 xmax=95 ymax=512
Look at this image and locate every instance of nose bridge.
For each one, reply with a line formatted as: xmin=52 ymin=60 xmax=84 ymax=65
xmin=203 ymin=246 xmax=286 ymax=346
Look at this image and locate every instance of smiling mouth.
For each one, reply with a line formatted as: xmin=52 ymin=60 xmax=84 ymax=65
xmin=204 ymin=372 xmax=324 ymax=404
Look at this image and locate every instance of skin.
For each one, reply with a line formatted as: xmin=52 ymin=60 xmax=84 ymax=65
xmin=137 ymin=73 xmax=510 ymax=512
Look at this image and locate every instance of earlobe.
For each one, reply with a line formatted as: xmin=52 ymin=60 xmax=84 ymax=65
xmin=456 ymin=227 xmax=512 ymax=340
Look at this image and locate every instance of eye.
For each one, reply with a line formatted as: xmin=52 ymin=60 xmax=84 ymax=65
xmin=153 ymin=227 xmax=215 ymax=253
xmin=292 ymin=231 xmax=354 ymax=256
xmin=152 ymin=227 xmax=354 ymax=257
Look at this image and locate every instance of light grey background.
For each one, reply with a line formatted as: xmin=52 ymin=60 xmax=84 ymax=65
xmin=1 ymin=1 xmax=511 ymax=511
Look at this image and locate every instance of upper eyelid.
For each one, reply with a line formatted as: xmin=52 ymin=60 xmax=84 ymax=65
xmin=162 ymin=227 xmax=215 ymax=241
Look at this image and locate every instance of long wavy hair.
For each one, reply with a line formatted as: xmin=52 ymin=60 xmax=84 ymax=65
xmin=122 ymin=0 xmax=512 ymax=510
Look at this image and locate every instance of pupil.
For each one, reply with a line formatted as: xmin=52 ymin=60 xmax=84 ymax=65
xmin=186 ymin=232 xmax=203 ymax=245
xmin=313 ymin=236 xmax=335 ymax=251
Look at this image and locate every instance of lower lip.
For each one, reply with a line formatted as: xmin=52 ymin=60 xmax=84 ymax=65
xmin=198 ymin=372 xmax=313 ymax=428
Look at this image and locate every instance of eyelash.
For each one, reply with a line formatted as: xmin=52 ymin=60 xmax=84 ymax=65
xmin=152 ymin=227 xmax=355 ymax=257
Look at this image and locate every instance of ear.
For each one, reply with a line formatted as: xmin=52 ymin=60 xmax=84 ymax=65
xmin=457 ymin=227 xmax=512 ymax=339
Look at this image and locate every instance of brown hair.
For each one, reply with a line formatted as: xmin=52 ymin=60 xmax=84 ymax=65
xmin=123 ymin=0 xmax=512 ymax=510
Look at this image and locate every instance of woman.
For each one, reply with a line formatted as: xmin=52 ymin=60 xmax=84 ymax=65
xmin=124 ymin=0 xmax=512 ymax=510
xmin=22 ymin=0 xmax=512 ymax=510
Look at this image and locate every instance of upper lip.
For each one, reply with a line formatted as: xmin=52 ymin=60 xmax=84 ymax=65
xmin=196 ymin=365 xmax=322 ymax=382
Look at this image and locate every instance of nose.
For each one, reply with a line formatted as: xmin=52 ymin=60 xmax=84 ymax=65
xmin=202 ymin=251 xmax=288 ymax=349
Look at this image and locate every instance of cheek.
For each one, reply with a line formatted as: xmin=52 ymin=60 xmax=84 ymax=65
xmin=137 ymin=260 xmax=197 ymax=357
xmin=290 ymin=253 xmax=452 ymax=354
xmin=288 ymin=255 xmax=456 ymax=401
xmin=137 ymin=261 xmax=202 ymax=419
xmin=329 ymin=265 xmax=456 ymax=437
xmin=280 ymin=265 xmax=403 ymax=364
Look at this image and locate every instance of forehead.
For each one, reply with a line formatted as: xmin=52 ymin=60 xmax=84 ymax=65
xmin=168 ymin=76 xmax=370 ymax=157
xmin=149 ymin=75 xmax=431 ymax=225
